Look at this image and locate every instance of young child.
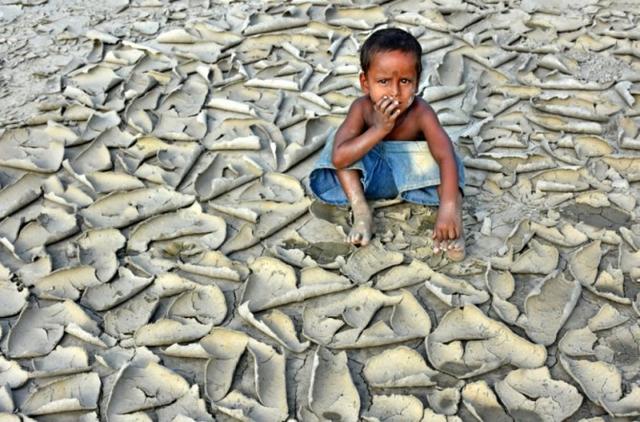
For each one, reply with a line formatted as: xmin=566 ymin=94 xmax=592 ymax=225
xmin=309 ymin=28 xmax=466 ymax=261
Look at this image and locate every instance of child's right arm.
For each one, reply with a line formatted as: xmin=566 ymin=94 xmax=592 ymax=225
xmin=332 ymin=96 xmax=401 ymax=169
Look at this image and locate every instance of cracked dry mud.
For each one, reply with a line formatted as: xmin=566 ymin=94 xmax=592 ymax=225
xmin=1 ymin=0 xmax=640 ymax=420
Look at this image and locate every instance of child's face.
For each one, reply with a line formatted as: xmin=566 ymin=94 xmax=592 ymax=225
xmin=359 ymin=50 xmax=419 ymax=113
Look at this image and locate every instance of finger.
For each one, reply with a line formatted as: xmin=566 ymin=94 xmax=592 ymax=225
xmin=433 ymin=239 xmax=440 ymax=253
xmin=383 ymin=100 xmax=399 ymax=114
xmin=377 ymin=96 xmax=391 ymax=108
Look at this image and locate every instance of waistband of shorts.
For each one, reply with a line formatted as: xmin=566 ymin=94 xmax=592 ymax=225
xmin=379 ymin=141 xmax=431 ymax=152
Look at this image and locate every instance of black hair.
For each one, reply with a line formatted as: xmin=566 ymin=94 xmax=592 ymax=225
xmin=360 ymin=28 xmax=422 ymax=77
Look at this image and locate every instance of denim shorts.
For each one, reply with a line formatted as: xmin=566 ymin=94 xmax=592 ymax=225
xmin=309 ymin=135 xmax=465 ymax=206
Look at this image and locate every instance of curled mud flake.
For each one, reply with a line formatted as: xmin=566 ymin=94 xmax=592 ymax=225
xmin=216 ymin=391 xmax=283 ymax=422
xmin=375 ymin=259 xmax=432 ymax=291
xmin=238 ymin=172 xmax=305 ymax=203
xmin=156 ymin=73 xmax=209 ymax=118
xmin=531 ymin=96 xmax=618 ymax=123
xmin=558 ymin=354 xmax=640 ymax=416
xmin=588 ymin=303 xmax=629 ymax=332
xmin=363 ymin=346 xmax=439 ymax=388
xmin=156 ymin=385 xmax=213 ymax=422
xmin=106 ymin=361 xmax=190 ymax=419
xmin=342 ymin=241 xmax=404 ymax=284
xmin=78 ymin=228 xmax=126 ymax=282
xmin=619 ymin=243 xmax=640 ymax=276
xmin=424 ymin=84 xmax=467 ymax=103
xmin=151 ymin=111 xmax=208 ymax=141
xmin=462 ymin=156 xmax=503 ymax=172
xmin=485 ymin=267 xmax=519 ymax=324
xmin=33 ymin=266 xmax=101 ymax=301
xmin=530 ymin=221 xmax=588 ymax=247
xmin=516 ymin=271 xmax=581 ymax=345
xmin=426 ymin=305 xmax=546 ymax=378
xmin=0 ymin=279 xmax=28 ymax=317
xmin=195 ymin=154 xmax=264 ymax=201
xmin=167 ymin=284 xmax=227 ymax=325
xmin=461 ymin=381 xmax=512 ymax=422
xmin=0 ymin=384 xmax=14 ymax=413
xmin=303 ymin=288 xmax=428 ymax=349
xmin=128 ymin=202 xmax=226 ymax=253
xmin=0 ymin=355 xmax=29 ymax=389
xmin=421 ymin=408 xmax=463 ymax=421
xmin=134 ymin=142 xmax=203 ymax=188
xmin=206 ymin=97 xmax=257 ymax=116
xmin=81 ymin=187 xmax=194 ymax=229
xmin=104 ymin=292 xmax=159 ymax=338
xmin=162 ymin=343 xmax=210 ymax=359
xmin=364 ymin=395 xmax=424 ymax=422
xmin=21 ymin=372 xmax=101 ymax=416
xmin=242 ymin=258 xmax=351 ymax=312
xmin=81 ymin=267 xmax=153 ymax=312
xmin=0 ymin=128 xmax=64 ymax=173
xmin=201 ymin=328 xmax=249 ymax=402
xmin=592 ymin=266 xmax=628 ymax=303
xmin=573 ymin=135 xmax=614 ymax=159
xmin=527 ymin=113 xmax=603 ymax=135
xmin=238 ymin=303 xmax=309 ymax=353
xmin=7 ymin=300 xmax=99 ymax=358
xmin=308 ymin=347 xmax=360 ymax=422
xmin=134 ymin=319 xmax=213 ymax=347
xmin=559 ymin=327 xmax=598 ymax=357
xmin=177 ymin=250 xmax=246 ymax=282
xmin=569 ymin=240 xmax=602 ymax=287
xmin=422 ymin=264 xmax=490 ymax=307
xmin=13 ymin=206 xmax=78 ymax=260
xmin=242 ymin=7 xmax=310 ymax=36
xmin=0 ymin=174 xmax=43 ymax=220
xmin=30 ymin=345 xmax=89 ymax=378
xmin=426 ymin=387 xmax=460 ymax=416
xmin=495 ymin=367 xmax=582 ymax=422
xmin=510 ymin=239 xmax=559 ymax=275
xmin=247 ymin=339 xmax=288 ymax=418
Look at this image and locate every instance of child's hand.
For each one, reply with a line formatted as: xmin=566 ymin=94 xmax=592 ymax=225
xmin=372 ymin=96 xmax=401 ymax=133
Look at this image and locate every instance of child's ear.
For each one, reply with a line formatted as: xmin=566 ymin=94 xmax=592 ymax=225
xmin=359 ymin=72 xmax=369 ymax=94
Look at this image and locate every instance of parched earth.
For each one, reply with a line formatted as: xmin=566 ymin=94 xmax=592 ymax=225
xmin=1 ymin=0 xmax=640 ymax=421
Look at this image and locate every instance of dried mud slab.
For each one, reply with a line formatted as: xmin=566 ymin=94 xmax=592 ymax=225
xmin=200 ymin=328 xmax=287 ymax=420
xmin=128 ymin=202 xmax=226 ymax=252
xmin=238 ymin=303 xmax=309 ymax=353
xmin=461 ymin=381 xmax=512 ymax=422
xmin=6 ymin=300 xmax=101 ymax=358
xmin=81 ymin=267 xmax=153 ymax=312
xmin=307 ymin=347 xmax=360 ymax=422
xmin=510 ymin=239 xmax=559 ymax=275
xmin=426 ymin=305 xmax=546 ymax=378
xmin=363 ymin=346 xmax=440 ymax=388
xmin=304 ymin=287 xmax=431 ymax=349
xmin=0 ymin=279 xmax=28 ymax=317
xmin=220 ymin=198 xmax=311 ymax=254
xmin=560 ymin=355 xmax=640 ymax=417
xmin=81 ymin=187 xmax=194 ymax=228
xmin=364 ymin=394 xmax=424 ymax=422
xmin=495 ymin=367 xmax=582 ymax=421
xmin=241 ymin=257 xmax=351 ymax=312
xmin=342 ymin=241 xmax=404 ymax=284
xmin=106 ymin=360 xmax=190 ymax=419
xmin=516 ymin=271 xmax=582 ymax=345
xmin=421 ymin=263 xmax=489 ymax=306
xmin=21 ymin=372 xmax=101 ymax=416
xmin=77 ymin=228 xmax=126 ymax=282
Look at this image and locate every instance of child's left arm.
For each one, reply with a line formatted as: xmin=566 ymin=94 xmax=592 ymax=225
xmin=419 ymin=103 xmax=462 ymax=242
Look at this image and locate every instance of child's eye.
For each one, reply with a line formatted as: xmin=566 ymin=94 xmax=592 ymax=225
xmin=378 ymin=79 xmax=387 ymax=84
xmin=401 ymin=79 xmax=411 ymax=84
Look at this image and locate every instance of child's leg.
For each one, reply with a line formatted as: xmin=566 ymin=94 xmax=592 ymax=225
xmin=435 ymin=185 xmax=465 ymax=261
xmin=336 ymin=168 xmax=372 ymax=246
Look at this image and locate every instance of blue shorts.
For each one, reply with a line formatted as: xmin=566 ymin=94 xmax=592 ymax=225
xmin=309 ymin=135 xmax=465 ymax=206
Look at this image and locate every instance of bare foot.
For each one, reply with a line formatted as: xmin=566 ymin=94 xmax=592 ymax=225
xmin=446 ymin=196 xmax=465 ymax=261
xmin=433 ymin=191 xmax=465 ymax=261
xmin=348 ymin=198 xmax=372 ymax=246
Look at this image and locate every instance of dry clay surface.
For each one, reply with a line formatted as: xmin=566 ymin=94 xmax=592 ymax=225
xmin=1 ymin=0 xmax=640 ymax=420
